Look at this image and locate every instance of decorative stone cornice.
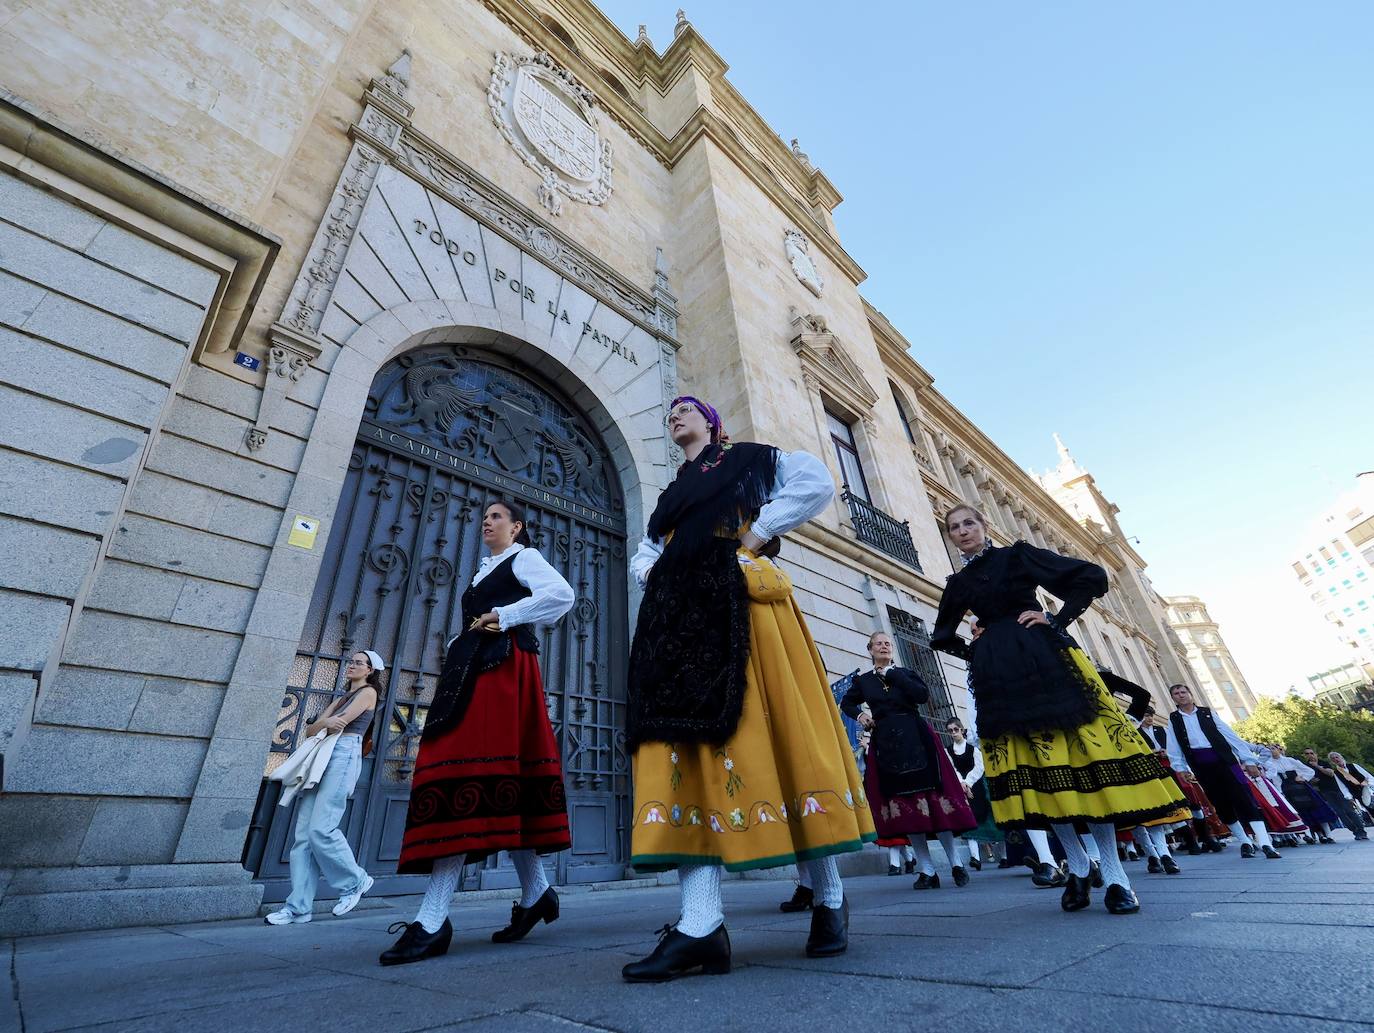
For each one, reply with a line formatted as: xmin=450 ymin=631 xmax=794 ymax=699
xmin=790 ymin=308 xmax=878 ymax=418
xmin=244 ymin=324 xmax=322 ymax=451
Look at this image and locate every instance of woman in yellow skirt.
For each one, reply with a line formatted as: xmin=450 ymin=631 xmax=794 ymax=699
xmin=621 ymin=396 xmax=874 ymax=982
xmin=933 ymin=505 xmax=1186 ymax=915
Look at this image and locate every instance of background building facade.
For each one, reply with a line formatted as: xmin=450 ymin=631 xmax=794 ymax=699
xmin=1290 ymin=473 xmax=1374 ymax=677
xmin=1307 ymin=662 xmax=1374 ymax=713
xmin=1165 ymin=595 xmax=1260 ymax=724
xmin=0 ymin=0 xmax=1203 ymax=934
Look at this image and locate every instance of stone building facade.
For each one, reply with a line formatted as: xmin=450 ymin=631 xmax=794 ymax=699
xmin=1164 ymin=596 xmax=1260 ymax=725
xmin=0 ymin=0 xmax=1183 ymax=934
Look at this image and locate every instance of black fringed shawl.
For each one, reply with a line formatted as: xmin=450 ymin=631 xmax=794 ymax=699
xmin=626 ymin=442 xmax=780 ymax=748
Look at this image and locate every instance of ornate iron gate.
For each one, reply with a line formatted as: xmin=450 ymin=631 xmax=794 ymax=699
xmin=247 ymin=347 xmax=629 ymax=900
xmin=887 ymin=606 xmax=957 ymax=744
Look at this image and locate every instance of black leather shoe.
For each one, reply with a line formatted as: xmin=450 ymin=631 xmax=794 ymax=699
xmin=1031 ymin=862 xmax=1065 ymax=888
xmin=968 ymin=856 xmax=982 ymax=871
xmin=1089 ymin=860 xmax=1104 ymax=888
xmin=380 ymin=919 xmax=452 ymax=966
xmin=951 ymin=865 xmax=969 ymax=887
xmin=1319 ymin=835 xmax=1336 ymax=845
xmin=1161 ymin=855 xmax=1181 ymax=875
xmin=1186 ymin=843 xmax=1204 ymax=855
xmin=997 ymin=858 xmax=1014 ymax=869
xmin=904 ymin=859 xmax=917 ymax=875
xmin=1147 ymin=856 xmax=1163 ymax=874
xmin=492 ymin=887 xmax=559 ymax=943
xmin=1240 ymin=843 xmax=1256 ymax=859
xmin=779 ymin=885 xmax=814 ymax=913
xmin=912 ymin=872 xmax=941 ymax=890
xmin=1103 ymin=884 xmax=1140 ymax=915
xmin=1261 ymin=844 xmax=1282 ymax=859
xmin=1203 ymin=838 xmax=1226 ymax=853
xmin=805 ymin=898 xmax=848 ymax=957
xmin=623 ymin=924 xmax=731 ymax=982
xmin=1060 ymin=873 xmax=1091 ymax=912
xmin=887 ymin=864 xmax=901 ymax=876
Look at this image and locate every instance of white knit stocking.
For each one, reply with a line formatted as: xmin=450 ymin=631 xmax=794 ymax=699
xmin=1079 ymin=833 xmax=1101 ymax=862
xmin=1052 ymin=823 xmax=1091 ymax=878
xmin=510 ymin=849 xmax=550 ymax=908
xmin=677 ymin=863 xmax=724 ymax=937
xmin=1026 ymin=828 xmax=1056 ymax=865
xmin=795 ymin=862 xmax=812 ymax=890
xmin=1132 ymin=826 xmax=1158 ymax=858
xmin=909 ymin=835 xmax=936 ymax=876
xmin=1227 ymin=821 xmax=1254 ymax=847
xmin=804 ymin=855 xmax=843 ymax=909
xmin=935 ymin=830 xmax=963 ymax=867
xmin=1090 ymin=824 xmax=1131 ymax=889
xmin=1149 ymin=826 xmax=1173 ymax=859
xmin=414 ymin=854 xmax=464 ymax=933
xmin=1248 ymin=821 xmax=1273 ymax=848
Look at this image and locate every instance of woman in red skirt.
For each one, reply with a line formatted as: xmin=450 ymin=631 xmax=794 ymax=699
xmin=380 ymin=499 xmax=574 ymax=966
xmin=840 ymin=632 xmax=976 ymax=889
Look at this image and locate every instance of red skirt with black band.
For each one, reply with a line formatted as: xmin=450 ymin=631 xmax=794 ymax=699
xmin=398 ymin=642 xmax=570 ymax=873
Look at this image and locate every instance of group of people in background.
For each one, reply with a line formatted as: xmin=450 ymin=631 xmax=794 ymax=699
xmin=258 ymin=391 xmax=1373 ymax=985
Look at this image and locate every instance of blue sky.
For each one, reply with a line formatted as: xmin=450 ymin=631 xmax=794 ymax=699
xmin=596 ymin=2 xmax=1374 ymax=693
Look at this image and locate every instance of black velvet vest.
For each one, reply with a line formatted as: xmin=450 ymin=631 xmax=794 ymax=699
xmin=1169 ymin=707 xmax=1236 ymax=766
xmin=948 ymin=741 xmax=978 ymax=779
xmin=424 ymin=554 xmax=538 ymax=740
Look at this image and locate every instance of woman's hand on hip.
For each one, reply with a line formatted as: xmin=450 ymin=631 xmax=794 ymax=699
xmin=1017 ymin=610 xmax=1050 ymax=628
xmin=473 ymin=611 xmax=502 ymax=633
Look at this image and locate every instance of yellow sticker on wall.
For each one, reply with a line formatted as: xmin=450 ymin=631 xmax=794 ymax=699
xmin=288 ymin=516 xmax=320 ymax=549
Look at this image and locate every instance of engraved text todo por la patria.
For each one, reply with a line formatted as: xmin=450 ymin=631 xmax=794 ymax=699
xmin=411 ymin=219 xmax=638 ymax=365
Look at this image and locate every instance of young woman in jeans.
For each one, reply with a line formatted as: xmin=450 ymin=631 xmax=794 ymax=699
xmin=265 ymin=649 xmax=383 ymax=925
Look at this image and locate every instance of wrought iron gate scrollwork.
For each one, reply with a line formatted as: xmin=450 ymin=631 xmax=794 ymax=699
xmin=887 ymin=606 xmax=958 ymax=744
xmin=249 ymin=348 xmax=629 ymax=899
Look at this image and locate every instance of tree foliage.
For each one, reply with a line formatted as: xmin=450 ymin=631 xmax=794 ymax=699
xmin=1236 ymin=696 xmax=1374 ymax=768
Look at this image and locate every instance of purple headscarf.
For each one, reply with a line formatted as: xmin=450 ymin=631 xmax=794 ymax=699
xmin=670 ymin=395 xmax=723 ymax=443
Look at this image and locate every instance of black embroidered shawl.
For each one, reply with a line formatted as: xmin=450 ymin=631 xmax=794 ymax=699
xmin=626 ymin=442 xmax=780 ymax=748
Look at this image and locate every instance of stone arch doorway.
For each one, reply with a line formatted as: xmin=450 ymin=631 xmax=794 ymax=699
xmin=246 ymin=344 xmax=630 ymax=900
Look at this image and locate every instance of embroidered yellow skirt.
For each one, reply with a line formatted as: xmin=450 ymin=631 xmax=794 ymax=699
xmin=630 ymin=591 xmax=876 ymax=871
xmin=981 ymin=648 xmax=1187 ymax=829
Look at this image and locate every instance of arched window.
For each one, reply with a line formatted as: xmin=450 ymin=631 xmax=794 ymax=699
xmin=598 ymin=68 xmax=631 ymax=100
xmin=889 ymin=382 xmax=917 ymax=444
xmin=541 ymin=16 xmax=580 ymax=54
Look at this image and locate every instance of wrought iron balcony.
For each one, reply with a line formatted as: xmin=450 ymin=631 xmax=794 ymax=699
xmin=841 ymin=487 xmax=923 ymax=572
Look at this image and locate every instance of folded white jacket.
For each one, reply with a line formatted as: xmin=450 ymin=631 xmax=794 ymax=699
xmin=270 ymin=730 xmax=340 ymax=807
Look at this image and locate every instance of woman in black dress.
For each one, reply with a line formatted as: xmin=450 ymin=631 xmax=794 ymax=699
xmin=932 ymin=505 xmax=1185 ymax=915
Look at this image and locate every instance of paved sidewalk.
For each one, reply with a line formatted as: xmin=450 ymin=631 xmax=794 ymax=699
xmin=6 ymin=840 xmax=1374 ymax=1033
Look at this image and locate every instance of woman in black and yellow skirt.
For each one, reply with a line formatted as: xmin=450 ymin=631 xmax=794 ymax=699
xmin=932 ymin=505 xmax=1186 ymax=915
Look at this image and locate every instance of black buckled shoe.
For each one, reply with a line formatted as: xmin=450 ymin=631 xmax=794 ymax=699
xmin=1147 ymin=856 xmax=1163 ymax=874
xmin=622 ymin=924 xmax=731 ymax=983
xmin=1161 ymin=855 xmax=1181 ymax=875
xmin=1261 ymin=844 xmax=1282 ymax=859
xmin=1089 ymin=860 xmax=1104 ymax=888
xmin=1060 ymin=873 xmax=1091 ymax=912
xmin=951 ymin=865 xmax=970 ymax=887
xmin=968 ymin=856 xmax=982 ymax=871
xmin=1031 ymin=862 xmax=1065 ymax=888
xmin=1103 ymin=884 xmax=1141 ymax=915
xmin=492 ymin=887 xmax=559 ymax=943
xmin=779 ymin=885 xmax=814 ymax=913
xmin=912 ymin=872 xmax=941 ymax=890
xmin=380 ymin=919 xmax=452 ymax=966
xmin=805 ymin=897 xmax=848 ymax=957
xmin=1240 ymin=843 xmax=1256 ymax=859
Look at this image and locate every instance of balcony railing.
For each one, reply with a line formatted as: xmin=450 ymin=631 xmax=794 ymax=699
xmin=841 ymin=487 xmax=923 ymax=572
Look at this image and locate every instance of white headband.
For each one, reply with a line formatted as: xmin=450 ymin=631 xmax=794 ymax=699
xmin=362 ymin=649 xmax=386 ymax=672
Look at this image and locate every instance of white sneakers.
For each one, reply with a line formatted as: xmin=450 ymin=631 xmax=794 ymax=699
xmin=264 ymin=909 xmax=312 ymax=925
xmin=332 ymin=874 xmax=374 ymax=917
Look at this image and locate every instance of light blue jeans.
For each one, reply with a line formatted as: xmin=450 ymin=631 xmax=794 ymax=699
xmin=284 ymin=734 xmax=369 ymax=915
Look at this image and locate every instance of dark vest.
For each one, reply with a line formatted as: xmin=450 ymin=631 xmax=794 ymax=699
xmin=1150 ymin=725 xmax=1169 ymax=751
xmin=948 ymin=741 xmax=978 ymax=779
xmin=424 ymin=553 xmax=539 ymax=740
xmin=1169 ymin=707 xmax=1236 ymax=766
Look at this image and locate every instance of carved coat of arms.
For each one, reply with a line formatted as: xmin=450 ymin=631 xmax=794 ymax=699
xmin=488 ymin=52 xmax=613 ymax=216
xmin=784 ymin=229 xmax=824 ymax=297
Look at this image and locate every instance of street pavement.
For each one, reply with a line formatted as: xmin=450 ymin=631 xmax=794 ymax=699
xmin=6 ymin=838 xmax=1374 ymax=1033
